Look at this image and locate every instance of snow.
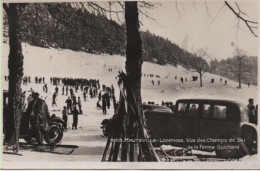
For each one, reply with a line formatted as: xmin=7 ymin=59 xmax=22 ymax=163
xmin=1 ymin=42 xmax=258 ymax=166
xmin=2 ymin=42 xmax=257 ymax=105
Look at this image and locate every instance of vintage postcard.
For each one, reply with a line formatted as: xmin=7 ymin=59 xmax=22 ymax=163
xmin=1 ymin=0 xmax=259 ymax=169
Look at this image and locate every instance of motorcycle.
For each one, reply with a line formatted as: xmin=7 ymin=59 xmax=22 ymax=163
xmin=20 ymin=113 xmax=64 ymax=145
xmin=3 ymin=90 xmax=64 ymax=146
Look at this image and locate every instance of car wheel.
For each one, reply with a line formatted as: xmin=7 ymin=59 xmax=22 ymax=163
xmin=215 ymin=136 xmax=246 ymax=159
xmin=44 ymin=123 xmax=63 ymax=145
xmin=242 ymin=128 xmax=257 ymax=154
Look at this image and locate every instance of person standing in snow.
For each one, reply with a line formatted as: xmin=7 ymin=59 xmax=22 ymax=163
xmin=55 ymin=86 xmax=59 ymax=94
xmin=78 ymin=97 xmax=82 ymax=114
xmin=248 ymin=98 xmax=257 ymax=124
xmin=72 ymin=106 xmax=79 ymax=130
xmin=180 ymin=77 xmax=184 ymax=84
xmin=65 ymin=97 xmax=73 ymax=113
xmin=99 ymin=85 xmax=107 ymax=115
xmin=52 ymin=92 xmax=57 ymax=107
xmin=66 ymin=86 xmax=68 ymax=95
xmin=62 ymin=106 xmax=68 ymax=130
xmin=72 ymin=94 xmax=77 ymax=107
xmin=83 ymin=91 xmax=87 ymax=101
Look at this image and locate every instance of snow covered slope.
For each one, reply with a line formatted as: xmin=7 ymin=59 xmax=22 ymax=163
xmin=2 ymin=42 xmax=257 ymax=105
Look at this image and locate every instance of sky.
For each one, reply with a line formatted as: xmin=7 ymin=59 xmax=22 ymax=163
xmin=137 ymin=1 xmax=259 ymax=61
xmin=2 ymin=0 xmax=258 ymax=61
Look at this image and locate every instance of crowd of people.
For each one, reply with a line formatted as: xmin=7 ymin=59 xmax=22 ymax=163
xmin=2 ymin=73 xmax=258 ymax=146
xmin=6 ymin=75 xmax=117 ymax=135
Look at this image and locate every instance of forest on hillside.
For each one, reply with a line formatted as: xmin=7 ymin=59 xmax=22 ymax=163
xmin=3 ymin=3 xmax=257 ymax=85
xmin=3 ymin=3 xmax=197 ymax=67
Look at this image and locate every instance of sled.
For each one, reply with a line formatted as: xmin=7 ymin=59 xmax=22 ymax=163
xmin=160 ymin=147 xmax=197 ymax=161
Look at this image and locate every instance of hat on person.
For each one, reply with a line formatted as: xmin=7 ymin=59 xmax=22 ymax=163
xmin=249 ymin=98 xmax=254 ymax=102
xmin=32 ymin=92 xmax=39 ymax=99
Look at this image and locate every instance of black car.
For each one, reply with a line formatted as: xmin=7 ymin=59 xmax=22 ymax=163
xmin=145 ymin=99 xmax=258 ymax=158
xmin=101 ymin=104 xmax=172 ymax=136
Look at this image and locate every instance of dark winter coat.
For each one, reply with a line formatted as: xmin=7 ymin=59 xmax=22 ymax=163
xmin=26 ymin=98 xmax=50 ymax=132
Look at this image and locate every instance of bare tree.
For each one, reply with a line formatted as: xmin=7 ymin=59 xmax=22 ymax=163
xmin=227 ymin=48 xmax=250 ymax=89
xmin=224 ymin=1 xmax=258 ymax=38
xmin=187 ymin=49 xmax=209 ymax=87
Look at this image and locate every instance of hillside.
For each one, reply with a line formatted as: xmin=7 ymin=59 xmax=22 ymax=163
xmin=3 ymin=3 xmax=197 ymax=68
xmin=2 ymin=42 xmax=257 ymax=105
xmin=3 ymin=3 xmax=257 ymax=87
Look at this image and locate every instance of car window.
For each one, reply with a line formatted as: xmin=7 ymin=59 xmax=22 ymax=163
xmin=188 ymin=103 xmax=199 ymax=117
xmin=212 ymin=105 xmax=226 ymax=119
xmin=177 ymin=103 xmax=188 ymax=115
xmin=202 ymin=104 xmax=211 ymax=118
xmin=227 ymin=105 xmax=240 ymax=122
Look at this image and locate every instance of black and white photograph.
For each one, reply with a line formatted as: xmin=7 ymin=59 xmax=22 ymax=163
xmin=1 ymin=0 xmax=259 ymax=169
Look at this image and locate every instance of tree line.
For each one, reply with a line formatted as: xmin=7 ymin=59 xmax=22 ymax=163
xmin=209 ymin=52 xmax=257 ymax=86
xmin=3 ymin=3 xmax=198 ymax=68
xmin=4 ymin=3 xmax=256 ymax=87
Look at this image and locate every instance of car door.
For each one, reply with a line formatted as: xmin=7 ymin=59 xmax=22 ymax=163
xmin=175 ymin=102 xmax=200 ymax=140
xmin=184 ymin=103 xmax=200 ymax=139
xmin=199 ymin=103 xmax=240 ymax=147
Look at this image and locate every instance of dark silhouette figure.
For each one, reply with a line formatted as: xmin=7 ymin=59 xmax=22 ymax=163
xmin=72 ymin=106 xmax=79 ymax=129
xmin=248 ymin=99 xmax=257 ymax=124
xmin=62 ymin=106 xmax=68 ymax=129
xmin=65 ymin=97 xmax=73 ymax=113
